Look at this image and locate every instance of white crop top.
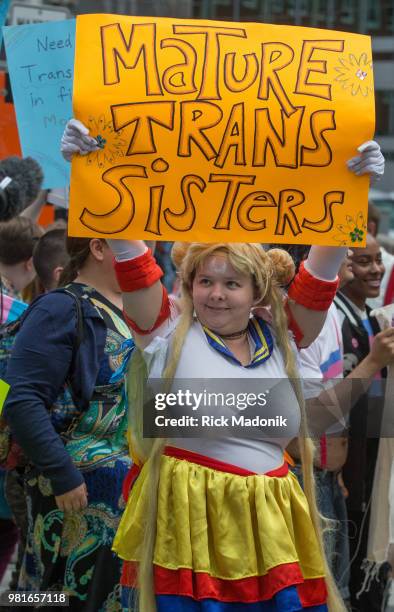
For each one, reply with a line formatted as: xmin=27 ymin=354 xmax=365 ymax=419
xmin=141 ymin=316 xmax=301 ymax=474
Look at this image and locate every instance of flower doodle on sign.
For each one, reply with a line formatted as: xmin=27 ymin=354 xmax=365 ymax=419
xmin=86 ymin=115 xmax=128 ymax=169
xmin=334 ymin=53 xmax=373 ymax=97
xmin=333 ymin=212 xmax=367 ymax=245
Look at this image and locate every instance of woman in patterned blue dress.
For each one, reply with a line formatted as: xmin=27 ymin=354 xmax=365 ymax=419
xmin=3 ymin=237 xmax=134 ymax=611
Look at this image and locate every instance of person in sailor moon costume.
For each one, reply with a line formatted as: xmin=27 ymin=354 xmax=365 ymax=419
xmin=62 ymin=121 xmax=384 ymax=612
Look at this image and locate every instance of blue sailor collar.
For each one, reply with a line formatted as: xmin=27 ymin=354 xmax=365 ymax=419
xmin=201 ymin=316 xmax=274 ymax=368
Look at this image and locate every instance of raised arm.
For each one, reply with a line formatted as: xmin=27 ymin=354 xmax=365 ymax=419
xmin=107 ymin=239 xmax=165 ymax=332
xmin=286 ymin=140 xmax=385 ymax=348
xmin=286 ymin=245 xmax=344 ymax=347
xmin=61 ymin=122 xmax=170 ymax=337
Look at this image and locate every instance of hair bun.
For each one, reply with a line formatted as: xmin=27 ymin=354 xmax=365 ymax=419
xmin=267 ymin=248 xmax=295 ymax=286
xmin=171 ymin=242 xmax=190 ymax=270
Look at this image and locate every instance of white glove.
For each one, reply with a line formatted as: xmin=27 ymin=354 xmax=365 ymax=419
xmin=61 ymin=119 xmax=100 ymax=161
xmin=106 ymin=239 xmax=147 ymax=261
xmin=347 ymin=140 xmax=385 ymax=184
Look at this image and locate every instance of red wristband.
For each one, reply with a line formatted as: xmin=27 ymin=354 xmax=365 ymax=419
xmin=114 ymin=248 xmax=163 ymax=292
xmin=123 ymin=285 xmax=171 ymax=335
xmin=287 ymin=261 xmax=339 ymax=311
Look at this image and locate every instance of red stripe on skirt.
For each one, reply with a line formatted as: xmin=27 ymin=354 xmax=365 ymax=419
xmin=164 ymin=446 xmax=289 ymax=477
xmin=122 ymin=446 xmax=289 ymax=501
xmin=121 ymin=562 xmax=327 ymax=605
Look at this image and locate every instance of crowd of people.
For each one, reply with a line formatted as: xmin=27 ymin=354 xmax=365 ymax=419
xmin=0 ymin=121 xmax=393 ymax=612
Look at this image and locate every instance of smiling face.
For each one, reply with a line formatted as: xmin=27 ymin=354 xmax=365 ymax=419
xmin=192 ymin=253 xmax=257 ymax=335
xmin=342 ymin=234 xmax=385 ymax=308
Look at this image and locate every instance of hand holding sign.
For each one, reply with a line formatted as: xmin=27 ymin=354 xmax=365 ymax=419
xmin=61 ymin=119 xmax=100 ymax=161
xmin=346 ymin=140 xmax=385 ymax=182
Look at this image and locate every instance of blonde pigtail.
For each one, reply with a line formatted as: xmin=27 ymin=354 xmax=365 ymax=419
xmin=162 ymin=291 xmax=194 ymax=381
xmin=136 ymin=291 xmax=195 ymax=612
xmin=137 ymin=438 xmax=166 ymax=612
xmin=126 ymin=348 xmax=149 ymax=464
xmin=269 ymin=286 xmax=345 ymax=611
xmin=297 ymin=392 xmax=345 ymax=610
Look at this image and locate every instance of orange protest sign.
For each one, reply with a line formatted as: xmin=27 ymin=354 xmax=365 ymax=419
xmin=69 ymin=14 xmax=374 ymax=245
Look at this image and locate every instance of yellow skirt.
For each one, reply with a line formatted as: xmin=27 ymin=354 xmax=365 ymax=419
xmin=114 ymin=448 xmax=327 ymax=607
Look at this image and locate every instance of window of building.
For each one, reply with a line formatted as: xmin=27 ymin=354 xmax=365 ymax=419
xmin=192 ymin=0 xmax=394 ymax=34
